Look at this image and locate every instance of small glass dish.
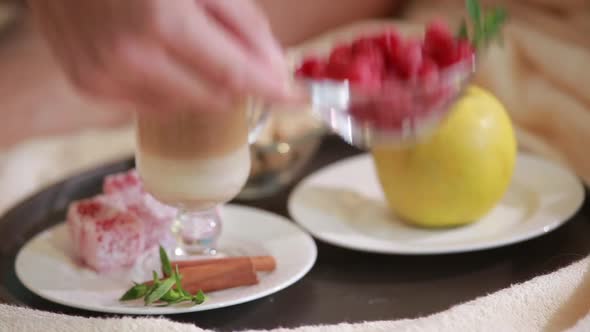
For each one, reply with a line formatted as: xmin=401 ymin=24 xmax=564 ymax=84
xmin=296 ymin=57 xmax=475 ymax=149
xmin=237 ymin=110 xmax=326 ymax=200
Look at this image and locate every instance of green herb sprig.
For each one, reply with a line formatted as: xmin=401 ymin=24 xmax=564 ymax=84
xmin=119 ymin=245 xmax=207 ymax=307
xmin=458 ymin=0 xmax=508 ymax=50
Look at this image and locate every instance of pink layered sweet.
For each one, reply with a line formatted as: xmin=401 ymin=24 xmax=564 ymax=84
xmin=103 ymin=169 xmax=143 ymax=197
xmin=103 ymin=169 xmax=177 ymax=250
xmin=67 ymin=195 xmax=145 ymax=272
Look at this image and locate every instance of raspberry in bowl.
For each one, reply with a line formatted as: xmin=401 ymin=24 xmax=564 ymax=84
xmin=294 ymin=20 xmax=476 ymax=149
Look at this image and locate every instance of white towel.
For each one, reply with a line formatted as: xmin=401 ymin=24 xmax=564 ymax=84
xmin=1 ymin=256 xmax=589 ymax=332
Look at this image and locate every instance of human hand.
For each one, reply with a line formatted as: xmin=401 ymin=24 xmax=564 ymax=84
xmin=27 ymin=0 xmax=291 ymax=111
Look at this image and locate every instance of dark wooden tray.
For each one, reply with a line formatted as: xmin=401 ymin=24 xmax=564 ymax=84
xmin=1 ymin=135 xmax=589 ymax=331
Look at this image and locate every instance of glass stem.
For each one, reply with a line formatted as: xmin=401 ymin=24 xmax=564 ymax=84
xmin=172 ymin=206 xmax=222 ymax=256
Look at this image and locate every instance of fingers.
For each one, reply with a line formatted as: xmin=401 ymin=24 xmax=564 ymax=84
xmin=158 ymin=1 xmax=292 ymax=103
xmin=201 ymin=0 xmax=287 ymax=82
xmin=106 ymin=40 xmax=234 ymax=112
xmin=30 ymin=0 xmax=294 ymax=114
xmin=61 ymin=37 xmax=234 ymax=112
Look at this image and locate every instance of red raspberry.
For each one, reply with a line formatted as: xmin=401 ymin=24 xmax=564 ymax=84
xmin=323 ymin=41 xmax=384 ymax=86
xmin=424 ymin=19 xmax=456 ymax=67
xmin=328 ymin=45 xmax=353 ymax=66
xmin=373 ymin=30 xmax=403 ymax=59
xmin=352 ymin=37 xmax=380 ymax=56
xmin=371 ymin=88 xmax=414 ymax=130
xmin=391 ymin=39 xmax=423 ymax=79
xmin=418 ymin=57 xmax=440 ymax=89
xmin=345 ymin=57 xmax=383 ymax=87
xmin=349 ymin=102 xmax=375 ymax=124
xmin=355 ymin=45 xmax=385 ymax=74
xmin=439 ymin=40 xmax=475 ymax=68
xmin=325 ymin=62 xmax=349 ymax=81
xmin=325 ymin=45 xmax=354 ymax=80
xmin=296 ymin=57 xmax=326 ymax=79
xmin=437 ymin=49 xmax=458 ymax=67
xmin=455 ymin=40 xmax=475 ymax=63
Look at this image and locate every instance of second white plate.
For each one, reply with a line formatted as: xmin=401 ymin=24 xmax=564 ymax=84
xmin=288 ymin=153 xmax=585 ymax=255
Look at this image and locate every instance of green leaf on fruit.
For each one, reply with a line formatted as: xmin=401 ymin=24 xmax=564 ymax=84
xmin=457 ymin=19 xmax=469 ymax=40
xmin=466 ymin=0 xmax=481 ymax=27
xmin=460 ymin=0 xmax=508 ymax=51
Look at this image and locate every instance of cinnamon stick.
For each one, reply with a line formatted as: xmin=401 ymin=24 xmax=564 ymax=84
xmin=146 ymin=258 xmax=259 ymax=293
xmin=180 ymin=258 xmax=259 ymax=293
xmin=171 ymin=256 xmax=276 ymax=272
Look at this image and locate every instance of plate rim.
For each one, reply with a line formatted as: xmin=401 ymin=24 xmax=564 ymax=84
xmin=287 ymin=152 xmax=586 ymax=255
xmin=14 ymin=204 xmax=318 ymax=315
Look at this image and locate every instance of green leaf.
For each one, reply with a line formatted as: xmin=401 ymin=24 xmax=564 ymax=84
xmin=143 ymin=271 xmax=161 ymax=301
xmin=495 ymin=7 xmax=508 ymax=23
xmin=160 ymin=296 xmax=193 ymax=307
xmin=461 ymin=0 xmax=508 ymax=51
xmin=145 ymin=278 xmax=176 ymax=305
xmin=173 ymin=266 xmax=182 ymax=289
xmin=117 ymin=247 xmax=208 ymax=307
xmin=466 ymin=0 xmax=481 ymax=25
xmin=159 ymin=245 xmax=172 ymax=277
xmin=493 ymin=8 xmax=508 ymax=34
xmin=119 ymin=283 xmax=149 ymax=301
xmin=192 ymin=290 xmax=207 ymax=305
xmin=457 ymin=19 xmax=469 ymax=40
xmin=144 ymin=282 xmax=159 ymax=301
xmin=481 ymin=8 xmax=507 ymax=46
xmin=173 ymin=265 xmax=186 ymax=294
xmin=160 ymin=289 xmax=183 ymax=303
xmin=174 ymin=265 xmax=192 ymax=297
xmin=486 ymin=11 xmax=500 ymax=34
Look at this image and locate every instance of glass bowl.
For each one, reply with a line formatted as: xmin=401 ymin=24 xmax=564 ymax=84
xmin=292 ymin=23 xmax=477 ymax=150
xmin=296 ymin=58 xmax=475 ymax=149
xmin=237 ymin=110 xmax=326 ymax=200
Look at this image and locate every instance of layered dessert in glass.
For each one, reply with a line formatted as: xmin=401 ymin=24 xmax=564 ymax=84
xmin=135 ymin=106 xmax=251 ymax=256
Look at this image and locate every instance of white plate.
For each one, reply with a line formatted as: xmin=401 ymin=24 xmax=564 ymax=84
xmin=15 ymin=204 xmax=317 ymax=315
xmin=288 ymin=153 xmax=585 ymax=255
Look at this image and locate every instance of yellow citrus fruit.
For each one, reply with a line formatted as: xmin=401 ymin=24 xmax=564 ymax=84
xmin=371 ymin=85 xmax=517 ymax=227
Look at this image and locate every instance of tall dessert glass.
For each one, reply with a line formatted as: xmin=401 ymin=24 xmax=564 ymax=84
xmin=135 ymin=101 xmax=265 ymax=257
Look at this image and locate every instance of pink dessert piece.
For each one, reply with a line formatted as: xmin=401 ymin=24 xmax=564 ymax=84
xmin=66 ymin=195 xmax=145 ymax=273
xmin=103 ymin=169 xmax=177 ymax=250
xmin=102 ymin=169 xmax=143 ymax=197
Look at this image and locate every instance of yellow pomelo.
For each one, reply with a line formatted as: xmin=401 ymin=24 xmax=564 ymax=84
xmin=371 ymin=85 xmax=517 ymax=227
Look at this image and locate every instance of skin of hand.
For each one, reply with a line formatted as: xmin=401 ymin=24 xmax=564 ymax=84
xmin=257 ymin=0 xmax=400 ymax=46
xmin=26 ymin=0 xmax=292 ymax=112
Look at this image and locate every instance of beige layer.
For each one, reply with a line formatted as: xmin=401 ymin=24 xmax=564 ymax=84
xmin=136 ymin=107 xmax=249 ymax=159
